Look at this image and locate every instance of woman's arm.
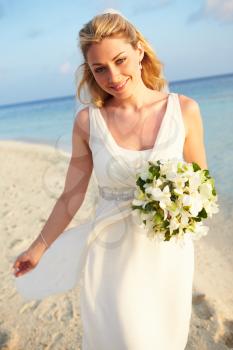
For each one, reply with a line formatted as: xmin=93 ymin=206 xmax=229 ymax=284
xmin=180 ymin=95 xmax=208 ymax=170
xmin=29 ymin=107 xmax=93 ymax=252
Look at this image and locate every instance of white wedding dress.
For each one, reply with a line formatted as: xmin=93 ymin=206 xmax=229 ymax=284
xmin=14 ymin=92 xmax=194 ymax=350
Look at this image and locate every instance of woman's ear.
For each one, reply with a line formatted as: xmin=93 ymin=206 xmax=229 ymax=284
xmin=136 ymin=41 xmax=144 ymax=61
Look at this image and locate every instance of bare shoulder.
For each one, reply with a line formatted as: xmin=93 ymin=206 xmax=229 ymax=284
xmin=73 ymin=106 xmax=90 ymax=143
xmin=178 ymin=94 xmax=208 ymax=169
xmin=177 ymin=94 xmax=202 ymax=138
xmin=178 ymin=94 xmax=200 ymax=114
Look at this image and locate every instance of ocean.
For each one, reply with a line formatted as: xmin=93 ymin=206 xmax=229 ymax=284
xmin=0 ymin=73 xmax=233 ymax=208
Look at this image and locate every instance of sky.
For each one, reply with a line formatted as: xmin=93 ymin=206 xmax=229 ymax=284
xmin=0 ymin=0 xmax=233 ymax=105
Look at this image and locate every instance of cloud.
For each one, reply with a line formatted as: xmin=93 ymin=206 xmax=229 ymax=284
xmin=189 ymin=0 xmax=233 ymax=24
xmin=131 ymin=0 xmax=172 ymax=16
xmin=59 ymin=62 xmax=72 ymax=75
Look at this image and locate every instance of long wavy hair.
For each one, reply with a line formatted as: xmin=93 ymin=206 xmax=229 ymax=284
xmin=76 ymin=12 xmax=167 ymax=107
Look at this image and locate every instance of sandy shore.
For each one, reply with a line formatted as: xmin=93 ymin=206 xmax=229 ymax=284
xmin=1 ymin=140 xmax=232 ymax=350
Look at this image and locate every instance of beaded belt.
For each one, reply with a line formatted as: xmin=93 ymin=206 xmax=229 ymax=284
xmin=98 ymin=186 xmax=135 ymax=201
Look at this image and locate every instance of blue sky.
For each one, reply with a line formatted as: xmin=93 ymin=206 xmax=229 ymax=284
xmin=0 ymin=0 xmax=232 ymax=105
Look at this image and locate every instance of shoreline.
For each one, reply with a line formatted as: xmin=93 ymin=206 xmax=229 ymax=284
xmin=0 ymin=137 xmax=72 ymax=155
xmin=1 ymin=137 xmax=231 ymax=207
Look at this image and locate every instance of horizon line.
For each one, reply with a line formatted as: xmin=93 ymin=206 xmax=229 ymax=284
xmin=0 ymin=71 xmax=232 ymax=109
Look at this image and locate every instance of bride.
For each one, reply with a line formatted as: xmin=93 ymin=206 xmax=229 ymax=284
xmin=13 ymin=9 xmax=208 ymax=350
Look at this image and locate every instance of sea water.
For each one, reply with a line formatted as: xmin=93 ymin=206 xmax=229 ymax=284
xmin=0 ymin=73 xmax=232 ymax=208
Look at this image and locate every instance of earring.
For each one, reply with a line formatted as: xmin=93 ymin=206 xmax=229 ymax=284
xmin=139 ymin=61 xmax=142 ymax=70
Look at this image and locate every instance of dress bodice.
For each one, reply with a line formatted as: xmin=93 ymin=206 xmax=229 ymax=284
xmin=88 ymin=92 xmax=186 ymax=190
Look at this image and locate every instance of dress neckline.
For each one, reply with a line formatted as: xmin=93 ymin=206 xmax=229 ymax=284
xmin=96 ymin=93 xmax=172 ymax=153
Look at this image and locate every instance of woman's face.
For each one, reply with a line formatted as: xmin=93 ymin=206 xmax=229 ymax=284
xmin=86 ymin=36 xmax=144 ymax=99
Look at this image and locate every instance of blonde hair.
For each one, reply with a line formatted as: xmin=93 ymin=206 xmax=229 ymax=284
xmin=76 ymin=12 xmax=167 ymax=107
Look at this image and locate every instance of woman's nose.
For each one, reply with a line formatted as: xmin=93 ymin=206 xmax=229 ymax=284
xmin=107 ymin=66 xmax=121 ymax=83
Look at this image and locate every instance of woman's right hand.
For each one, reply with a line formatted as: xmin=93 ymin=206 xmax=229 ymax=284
xmin=13 ymin=239 xmax=47 ymax=278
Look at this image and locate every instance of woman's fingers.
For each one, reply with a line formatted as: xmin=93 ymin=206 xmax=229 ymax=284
xmin=13 ymin=256 xmax=21 ymax=269
xmin=13 ymin=248 xmax=42 ymax=277
xmin=13 ymin=251 xmax=27 ymax=268
xmin=13 ymin=253 xmax=32 ymax=276
xmin=14 ymin=260 xmax=32 ymax=277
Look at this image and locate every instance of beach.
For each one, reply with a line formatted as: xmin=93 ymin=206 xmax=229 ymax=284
xmin=1 ymin=140 xmax=233 ymax=349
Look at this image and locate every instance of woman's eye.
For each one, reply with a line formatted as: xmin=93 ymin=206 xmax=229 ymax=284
xmin=94 ymin=58 xmax=126 ymax=73
xmin=116 ymin=58 xmax=126 ymax=64
xmin=95 ymin=67 xmax=105 ymax=73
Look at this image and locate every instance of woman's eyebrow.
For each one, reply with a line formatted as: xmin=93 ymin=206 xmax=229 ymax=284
xmin=92 ymin=51 xmax=126 ymax=66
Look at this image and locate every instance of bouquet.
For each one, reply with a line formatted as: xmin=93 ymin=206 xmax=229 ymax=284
xmin=131 ymin=159 xmax=219 ymax=242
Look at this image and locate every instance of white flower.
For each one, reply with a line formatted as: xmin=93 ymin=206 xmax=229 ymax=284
xmin=145 ymin=185 xmax=172 ymax=209
xmin=199 ymin=182 xmax=213 ymax=199
xmin=132 ymin=199 xmax=145 ymax=207
xmin=173 ymin=178 xmax=186 ymax=195
xmin=189 ymin=171 xmax=202 ymax=192
xmin=180 ymin=209 xmax=190 ymax=226
xmin=134 ymin=188 xmax=146 ymax=200
xmin=192 ymin=222 xmax=209 ymax=240
xmin=203 ymin=198 xmax=219 ymax=217
xmin=152 ymin=178 xmax=163 ymax=187
xmin=167 ymin=201 xmax=180 ymax=217
xmin=182 ymin=193 xmax=203 ymax=217
xmin=163 ymin=208 xmax=169 ymax=220
xmin=169 ymin=217 xmax=180 ymax=233
xmin=131 ymin=209 xmax=145 ymax=228
xmin=160 ymin=159 xmax=179 ymax=181
xmin=137 ymin=162 xmax=153 ymax=181
xmin=132 ymin=158 xmax=218 ymax=242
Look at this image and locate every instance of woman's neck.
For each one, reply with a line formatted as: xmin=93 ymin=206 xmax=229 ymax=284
xmin=106 ymin=83 xmax=167 ymax=112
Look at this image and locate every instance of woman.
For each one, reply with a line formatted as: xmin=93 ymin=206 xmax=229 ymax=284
xmin=13 ymin=10 xmax=208 ymax=350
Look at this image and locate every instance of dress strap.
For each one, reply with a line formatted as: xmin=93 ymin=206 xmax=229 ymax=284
xmin=88 ymin=104 xmax=96 ymax=150
xmin=171 ymin=93 xmax=186 ymax=139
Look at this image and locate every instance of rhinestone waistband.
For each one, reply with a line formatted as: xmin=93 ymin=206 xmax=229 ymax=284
xmin=98 ymin=186 xmax=135 ymax=201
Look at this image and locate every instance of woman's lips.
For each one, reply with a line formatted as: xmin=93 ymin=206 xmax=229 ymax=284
xmin=110 ymin=79 xmax=129 ymax=91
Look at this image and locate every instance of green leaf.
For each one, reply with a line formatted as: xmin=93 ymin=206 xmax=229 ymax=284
xmin=145 ymin=178 xmax=153 ymax=184
xmin=192 ymin=162 xmax=201 ymax=171
xmin=170 ymin=194 xmax=177 ymax=201
xmin=136 ymin=177 xmax=146 ymax=192
xmin=149 ymin=165 xmax=160 ymax=179
xmin=203 ymin=169 xmax=210 ymax=177
xmin=172 ymin=228 xmax=179 ymax=235
xmin=144 ymin=202 xmax=154 ymax=211
xmin=158 ymin=207 xmax=164 ymax=214
xmin=164 ymin=231 xmax=171 ymax=241
xmin=153 ymin=213 xmax=163 ymax=224
xmin=132 ymin=205 xmax=143 ymax=210
xmin=198 ymin=207 xmax=207 ymax=219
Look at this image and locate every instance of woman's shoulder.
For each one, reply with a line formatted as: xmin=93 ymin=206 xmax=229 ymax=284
xmin=177 ymin=93 xmax=200 ymax=113
xmin=73 ymin=106 xmax=91 ymax=144
xmin=176 ymin=94 xmax=202 ymax=138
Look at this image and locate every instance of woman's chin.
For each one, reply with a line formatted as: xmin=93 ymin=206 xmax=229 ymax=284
xmin=111 ymin=87 xmax=134 ymax=100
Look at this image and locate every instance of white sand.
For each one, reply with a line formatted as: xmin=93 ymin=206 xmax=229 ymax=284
xmin=1 ymin=140 xmax=232 ymax=350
